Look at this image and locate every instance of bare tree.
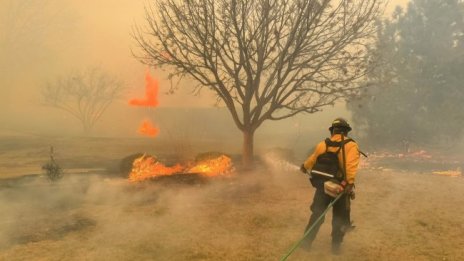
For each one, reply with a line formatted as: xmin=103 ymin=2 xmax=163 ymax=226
xmin=133 ymin=0 xmax=384 ymax=168
xmin=42 ymin=68 xmax=124 ymax=133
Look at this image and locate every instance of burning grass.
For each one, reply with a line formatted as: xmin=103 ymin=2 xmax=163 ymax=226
xmin=1 ymin=162 xmax=464 ymax=261
xmin=359 ymin=149 xmax=464 ymax=176
xmin=2 ymin=168 xmax=464 ymax=261
xmin=128 ymin=153 xmax=234 ymax=182
xmin=2 ymin=136 xmax=464 ymax=260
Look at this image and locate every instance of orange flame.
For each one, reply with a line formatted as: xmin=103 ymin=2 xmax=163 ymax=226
xmin=187 ymin=155 xmax=233 ymax=177
xmin=129 ymin=70 xmax=159 ymax=107
xmin=129 ymin=155 xmax=184 ymax=182
xmin=129 ymin=69 xmax=160 ymax=138
xmin=138 ymin=119 xmax=159 ymax=137
xmin=128 ymin=154 xmax=233 ymax=182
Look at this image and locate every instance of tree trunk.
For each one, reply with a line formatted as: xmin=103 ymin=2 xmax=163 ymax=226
xmin=242 ymin=128 xmax=255 ymax=169
xmin=83 ymin=121 xmax=93 ymax=136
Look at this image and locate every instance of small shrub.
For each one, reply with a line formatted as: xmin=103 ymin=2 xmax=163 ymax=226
xmin=42 ymin=146 xmax=63 ymax=182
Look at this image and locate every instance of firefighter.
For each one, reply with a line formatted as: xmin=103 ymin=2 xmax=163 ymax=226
xmin=299 ymin=118 xmax=360 ymax=254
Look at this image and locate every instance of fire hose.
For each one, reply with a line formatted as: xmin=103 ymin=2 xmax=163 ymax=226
xmin=280 ymin=137 xmax=361 ymax=260
xmin=279 ymin=191 xmax=345 ymax=261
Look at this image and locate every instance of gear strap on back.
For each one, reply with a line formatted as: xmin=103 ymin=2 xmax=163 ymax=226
xmin=324 ymin=137 xmax=353 ymax=181
xmin=324 ymin=138 xmax=353 ymax=153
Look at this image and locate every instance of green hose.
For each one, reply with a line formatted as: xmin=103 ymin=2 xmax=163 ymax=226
xmin=279 ymin=192 xmax=345 ymax=261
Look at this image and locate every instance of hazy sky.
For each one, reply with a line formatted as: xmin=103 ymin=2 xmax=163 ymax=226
xmin=71 ymin=0 xmax=408 ymax=108
xmin=0 ymin=0 xmax=409 ymax=137
xmin=58 ymin=0 xmax=219 ymax=108
xmin=1 ymin=0 xmax=408 ymax=108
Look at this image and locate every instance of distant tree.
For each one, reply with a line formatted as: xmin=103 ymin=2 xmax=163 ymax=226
xmin=42 ymin=68 xmax=124 ymax=133
xmin=133 ymin=0 xmax=384 ymax=168
xmin=348 ymin=0 xmax=464 ymax=149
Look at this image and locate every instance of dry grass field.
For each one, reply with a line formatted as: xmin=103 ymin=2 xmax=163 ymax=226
xmin=1 ymin=136 xmax=463 ymax=261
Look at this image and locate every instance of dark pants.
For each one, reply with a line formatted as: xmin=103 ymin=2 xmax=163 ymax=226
xmin=303 ymin=187 xmax=351 ymax=245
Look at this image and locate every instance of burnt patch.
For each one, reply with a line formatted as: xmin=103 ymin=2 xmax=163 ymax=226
xmin=150 ymin=173 xmax=209 ymax=186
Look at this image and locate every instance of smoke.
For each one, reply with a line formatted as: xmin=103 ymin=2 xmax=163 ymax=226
xmin=0 ymin=146 xmax=315 ymax=260
xmin=0 ymin=166 xmax=274 ymax=259
xmin=2 ymin=0 xmax=464 ymax=259
xmin=1 ymin=141 xmax=464 ymax=260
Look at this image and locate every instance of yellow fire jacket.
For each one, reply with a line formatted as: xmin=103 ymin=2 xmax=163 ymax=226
xmin=303 ymin=134 xmax=360 ymax=184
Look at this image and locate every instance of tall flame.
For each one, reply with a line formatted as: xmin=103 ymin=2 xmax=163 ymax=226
xmin=129 ymin=69 xmax=160 ymax=137
xmin=129 ymin=69 xmax=159 ymax=107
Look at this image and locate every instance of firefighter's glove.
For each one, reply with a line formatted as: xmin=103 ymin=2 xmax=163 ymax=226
xmin=300 ymin=164 xmax=307 ymax=174
xmin=340 ymin=180 xmax=354 ymax=194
